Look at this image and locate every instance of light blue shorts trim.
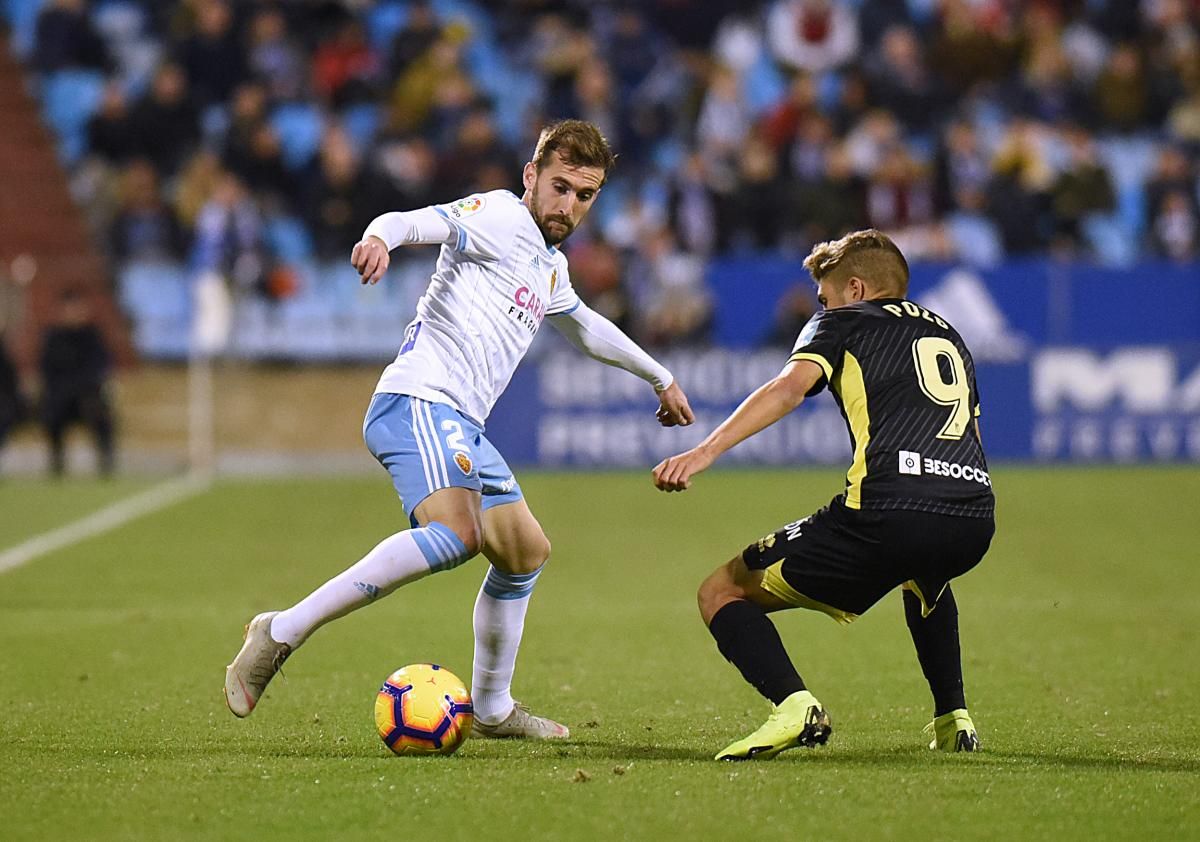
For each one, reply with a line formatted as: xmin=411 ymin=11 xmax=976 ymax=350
xmin=363 ymin=393 xmax=523 ymax=527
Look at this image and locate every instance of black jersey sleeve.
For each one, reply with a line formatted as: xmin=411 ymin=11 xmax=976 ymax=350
xmin=787 ymin=309 xmax=854 ymax=396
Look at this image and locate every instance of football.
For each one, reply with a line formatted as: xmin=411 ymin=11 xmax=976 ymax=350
xmin=374 ymin=664 xmax=474 ymax=756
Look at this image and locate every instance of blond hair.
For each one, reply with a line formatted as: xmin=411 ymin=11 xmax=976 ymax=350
xmin=531 ymin=120 xmax=616 ymax=183
xmin=802 ymin=229 xmax=909 ymax=296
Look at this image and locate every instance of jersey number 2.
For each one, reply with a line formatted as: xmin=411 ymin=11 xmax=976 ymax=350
xmin=912 ymin=337 xmax=970 ymax=440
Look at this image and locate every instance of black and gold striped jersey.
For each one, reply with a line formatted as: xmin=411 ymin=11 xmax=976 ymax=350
xmin=789 ymin=298 xmax=994 ymax=518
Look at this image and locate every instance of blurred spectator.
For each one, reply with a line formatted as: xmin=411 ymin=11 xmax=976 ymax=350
xmin=191 ymin=173 xmax=271 ymax=299
xmin=33 ymin=0 xmax=110 ymax=73
xmin=933 ymin=120 xmax=991 ymax=214
xmin=988 ymin=119 xmax=1055 ymax=253
xmin=388 ymin=31 xmax=470 ymax=135
xmin=435 ymin=109 xmax=513 ymax=200
xmin=1151 ymin=190 xmax=1199 ymax=260
xmin=866 ymin=144 xmax=935 ymax=232
xmin=563 ymin=235 xmax=632 ymax=333
xmin=794 ymin=143 xmax=868 ymax=245
xmin=1091 ymin=43 xmax=1151 ymax=132
xmin=86 ymin=83 xmax=137 ymax=165
xmin=760 ymin=71 xmax=819 ymax=152
xmin=175 ymin=0 xmax=246 ymax=109
xmin=650 ymin=0 xmax=741 ymax=55
xmin=696 ymin=65 xmax=751 ymax=161
xmin=928 ymin=0 xmax=1019 ymax=97
xmin=604 ymin=6 xmax=660 ymax=102
xmin=247 ymin=6 xmax=307 ymax=102
xmin=865 ymin=25 xmax=946 ymax=132
xmin=363 ymin=136 xmax=440 ymax=219
xmin=1167 ymin=81 xmax=1200 ymax=146
xmin=225 ymin=123 xmax=293 ymax=210
xmin=766 ymin=0 xmax=859 ymax=75
xmin=629 ymin=228 xmax=711 ymax=347
xmin=129 ymin=63 xmax=200 ymax=176
xmin=1013 ymin=38 xmax=1085 ymax=125
xmin=726 ymin=134 xmax=791 ymax=251
xmin=530 ymin=14 xmax=596 ymax=119
xmin=222 ymin=82 xmax=270 ymax=167
xmin=572 ymin=58 xmax=619 ymax=146
xmin=766 ymin=283 xmax=818 ymax=347
xmin=829 ymin=68 xmax=870 ymax=135
xmin=943 ymin=187 xmax=1005 ymax=268
xmin=844 ymin=109 xmax=901 ymax=178
xmin=1049 ymin=126 xmax=1116 ymax=249
xmin=39 ymin=290 xmax=115 ymax=477
xmin=174 ymin=150 xmax=224 ymax=229
xmin=388 ymin=0 xmax=440 ymax=78
xmin=110 ymin=159 xmax=186 ymax=262
xmin=790 ymin=112 xmax=835 ymax=185
xmin=1145 ymin=147 xmax=1199 ymax=224
xmin=312 ymin=19 xmax=381 ymax=109
xmin=303 ymin=127 xmax=369 ymax=261
xmin=667 ymin=153 xmax=719 ymax=257
xmin=0 ymin=338 xmax=24 ymax=466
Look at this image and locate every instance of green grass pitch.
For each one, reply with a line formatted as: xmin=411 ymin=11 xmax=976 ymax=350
xmin=1 ymin=467 xmax=1198 ymax=841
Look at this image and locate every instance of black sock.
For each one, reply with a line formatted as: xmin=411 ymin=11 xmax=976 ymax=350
xmin=904 ymin=586 xmax=966 ymax=717
xmin=707 ymin=600 xmax=806 ymax=705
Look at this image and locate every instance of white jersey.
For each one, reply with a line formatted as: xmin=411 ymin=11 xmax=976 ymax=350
xmin=375 ymin=190 xmax=580 ymax=425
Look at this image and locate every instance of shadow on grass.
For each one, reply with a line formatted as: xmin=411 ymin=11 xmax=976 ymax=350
xmin=13 ymin=738 xmax=1197 ymax=773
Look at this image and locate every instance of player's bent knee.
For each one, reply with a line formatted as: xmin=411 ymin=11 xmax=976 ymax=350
xmin=697 ymin=559 xmax=742 ymax=625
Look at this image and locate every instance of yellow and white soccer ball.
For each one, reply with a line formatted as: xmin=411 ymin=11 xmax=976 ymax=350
xmin=374 ymin=664 xmax=474 ymax=756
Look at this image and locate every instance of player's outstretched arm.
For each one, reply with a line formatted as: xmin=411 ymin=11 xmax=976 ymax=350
xmin=549 ymin=302 xmax=694 ymax=427
xmin=351 ymin=209 xmax=458 ymax=284
xmin=652 ymin=360 xmax=823 ymax=492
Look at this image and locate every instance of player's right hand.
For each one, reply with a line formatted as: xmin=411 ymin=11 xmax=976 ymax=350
xmin=351 ymin=236 xmax=390 ymax=284
xmin=652 ymin=445 xmax=716 ymax=492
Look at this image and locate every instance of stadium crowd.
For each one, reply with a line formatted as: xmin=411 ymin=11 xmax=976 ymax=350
xmin=13 ymin=0 xmax=1200 ymax=347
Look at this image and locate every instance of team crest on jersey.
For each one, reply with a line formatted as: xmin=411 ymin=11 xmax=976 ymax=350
xmin=453 ymin=452 xmax=474 ymax=475
xmin=756 ymin=533 xmax=777 ymax=552
xmin=449 ymin=196 xmax=485 ymax=218
xmin=549 ymin=268 xmax=558 ymax=295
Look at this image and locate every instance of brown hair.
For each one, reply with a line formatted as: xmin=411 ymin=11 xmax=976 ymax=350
xmin=531 ymin=120 xmax=617 ymax=183
xmin=802 ymin=229 xmax=909 ymax=296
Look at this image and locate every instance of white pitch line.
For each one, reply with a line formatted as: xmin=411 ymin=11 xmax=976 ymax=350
xmin=0 ymin=473 xmax=212 ymax=575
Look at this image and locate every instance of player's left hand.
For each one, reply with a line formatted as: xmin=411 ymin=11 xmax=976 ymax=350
xmin=655 ymin=382 xmax=695 ymax=427
xmin=652 ymin=446 xmax=715 ymax=492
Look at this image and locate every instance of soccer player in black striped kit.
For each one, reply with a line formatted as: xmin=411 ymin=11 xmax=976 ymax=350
xmin=653 ymin=229 xmax=995 ymax=760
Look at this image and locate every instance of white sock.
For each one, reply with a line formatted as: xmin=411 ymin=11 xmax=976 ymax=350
xmin=471 ymin=564 xmax=543 ymax=724
xmin=270 ymin=523 xmax=469 ymax=648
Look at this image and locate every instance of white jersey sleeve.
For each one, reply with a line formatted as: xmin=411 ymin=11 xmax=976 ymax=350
xmin=433 ymin=193 xmax=522 ymax=262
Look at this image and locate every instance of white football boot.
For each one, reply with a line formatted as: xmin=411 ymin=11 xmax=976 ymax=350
xmin=224 ymin=611 xmax=291 ymax=717
xmin=472 ymin=702 xmax=570 ymax=740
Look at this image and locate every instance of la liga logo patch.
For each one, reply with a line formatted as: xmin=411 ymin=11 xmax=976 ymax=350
xmin=449 ymin=196 xmax=485 ymax=218
xmin=453 ymin=452 xmax=474 ymax=475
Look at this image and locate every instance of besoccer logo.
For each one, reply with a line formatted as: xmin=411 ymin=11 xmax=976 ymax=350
xmin=453 ymin=452 xmax=474 ymax=476
xmin=899 ymin=451 xmax=922 ymax=475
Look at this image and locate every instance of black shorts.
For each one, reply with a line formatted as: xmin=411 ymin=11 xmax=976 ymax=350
xmin=742 ymin=497 xmax=994 ymax=623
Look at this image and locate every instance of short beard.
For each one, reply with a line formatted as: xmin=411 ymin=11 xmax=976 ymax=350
xmin=529 ymin=191 xmax=574 ymax=245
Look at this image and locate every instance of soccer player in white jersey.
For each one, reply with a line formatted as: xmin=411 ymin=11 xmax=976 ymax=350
xmin=225 ymin=120 xmax=694 ymax=738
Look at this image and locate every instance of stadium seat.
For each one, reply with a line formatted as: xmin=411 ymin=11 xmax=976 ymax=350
xmin=91 ymin=1 xmax=145 ymax=46
xmin=4 ymin=0 xmax=42 ymax=58
xmin=265 ymin=216 xmax=315 ymax=263
xmin=40 ymin=69 xmax=107 ymax=163
xmin=341 ymin=103 xmax=381 ymax=153
xmin=270 ymin=103 xmax=324 ymax=171
xmin=1082 ymin=213 xmax=1137 ymax=268
xmin=365 ymin=1 xmax=408 ymax=51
